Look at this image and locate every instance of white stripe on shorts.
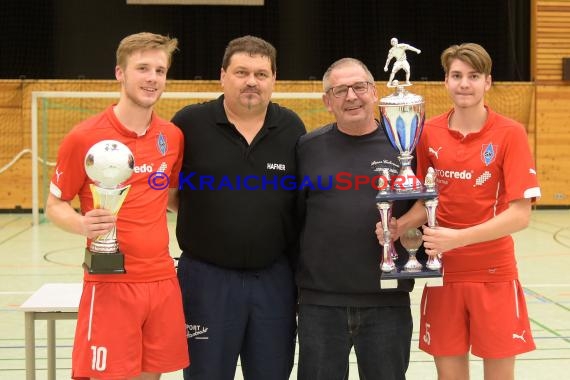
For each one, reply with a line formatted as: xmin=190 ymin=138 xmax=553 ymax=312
xmin=513 ymin=280 xmax=520 ymax=319
xmin=422 ymin=285 xmax=429 ymax=316
xmin=88 ymin=285 xmax=96 ymax=341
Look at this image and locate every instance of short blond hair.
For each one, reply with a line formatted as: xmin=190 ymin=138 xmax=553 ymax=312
xmin=116 ymin=32 xmax=178 ymax=69
xmin=440 ymin=43 xmax=492 ymax=76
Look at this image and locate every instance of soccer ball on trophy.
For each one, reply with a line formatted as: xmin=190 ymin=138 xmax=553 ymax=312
xmin=84 ymin=140 xmax=134 ymax=189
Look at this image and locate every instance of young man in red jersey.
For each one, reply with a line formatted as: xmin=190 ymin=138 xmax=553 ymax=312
xmin=378 ymin=43 xmax=540 ymax=380
xmin=46 ymin=32 xmax=188 ymax=380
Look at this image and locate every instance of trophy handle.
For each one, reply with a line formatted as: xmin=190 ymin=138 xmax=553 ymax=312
xmin=424 ymin=197 xmax=442 ymax=271
xmin=377 ymin=201 xmax=396 ymax=272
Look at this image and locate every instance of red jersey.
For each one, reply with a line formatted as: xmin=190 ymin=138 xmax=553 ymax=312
xmin=50 ymin=105 xmax=184 ymax=282
xmin=416 ymin=106 xmax=540 ymax=282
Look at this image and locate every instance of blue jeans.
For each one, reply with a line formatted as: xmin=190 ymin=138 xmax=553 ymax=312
xmin=177 ymin=255 xmax=296 ymax=380
xmin=297 ymin=304 xmax=412 ymax=380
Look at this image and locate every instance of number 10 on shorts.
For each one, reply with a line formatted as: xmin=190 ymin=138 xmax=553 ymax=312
xmin=91 ymin=345 xmax=108 ymax=371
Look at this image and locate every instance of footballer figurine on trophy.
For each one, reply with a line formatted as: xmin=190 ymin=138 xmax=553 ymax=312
xmin=376 ymin=37 xmax=442 ymax=282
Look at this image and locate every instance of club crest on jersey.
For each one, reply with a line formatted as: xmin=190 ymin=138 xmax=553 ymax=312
xmin=481 ymin=143 xmax=497 ymax=166
xmin=157 ymin=132 xmax=167 ymax=156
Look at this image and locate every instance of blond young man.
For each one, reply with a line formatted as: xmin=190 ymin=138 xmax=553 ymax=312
xmin=46 ymin=32 xmax=188 ymax=380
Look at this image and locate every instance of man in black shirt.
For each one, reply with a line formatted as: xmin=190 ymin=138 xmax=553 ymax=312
xmin=170 ymin=36 xmax=305 ymax=380
xmin=296 ymin=58 xmax=415 ymax=380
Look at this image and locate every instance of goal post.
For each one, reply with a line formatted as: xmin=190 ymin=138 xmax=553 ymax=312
xmin=30 ymin=90 xmax=327 ymax=225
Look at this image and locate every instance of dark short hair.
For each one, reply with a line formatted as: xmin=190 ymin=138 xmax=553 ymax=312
xmin=221 ymin=35 xmax=276 ymax=74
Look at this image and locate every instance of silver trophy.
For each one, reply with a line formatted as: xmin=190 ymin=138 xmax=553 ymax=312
xmin=376 ymin=38 xmax=441 ymax=281
xmin=380 ymin=85 xmax=424 ymax=192
xmin=83 ymin=140 xmax=134 ymax=274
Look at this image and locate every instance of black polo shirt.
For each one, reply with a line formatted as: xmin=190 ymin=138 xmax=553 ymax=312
xmin=172 ymin=95 xmax=306 ymax=269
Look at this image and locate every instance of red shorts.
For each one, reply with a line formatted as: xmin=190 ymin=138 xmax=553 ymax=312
xmin=72 ymin=278 xmax=189 ymax=379
xmin=418 ymin=280 xmax=535 ymax=358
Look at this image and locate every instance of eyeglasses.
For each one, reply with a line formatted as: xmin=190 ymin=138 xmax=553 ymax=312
xmin=327 ymin=81 xmax=372 ymax=98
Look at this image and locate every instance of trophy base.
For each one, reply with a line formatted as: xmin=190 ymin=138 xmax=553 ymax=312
xmin=376 ymin=189 xmax=437 ymax=202
xmin=380 ymin=265 xmax=443 ymax=289
xmin=83 ymin=249 xmax=126 ymax=274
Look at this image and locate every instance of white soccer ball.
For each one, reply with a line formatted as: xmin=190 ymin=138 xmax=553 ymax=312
xmin=84 ymin=140 xmax=134 ymax=188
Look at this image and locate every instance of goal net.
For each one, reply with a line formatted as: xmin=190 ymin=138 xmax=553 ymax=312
xmin=30 ymin=91 xmax=328 ymax=224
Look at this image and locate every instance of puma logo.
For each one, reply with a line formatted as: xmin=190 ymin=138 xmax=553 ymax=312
xmin=429 ymin=147 xmax=442 ymax=159
xmin=55 ymin=167 xmax=64 ymax=183
xmin=512 ymin=330 xmax=526 ymax=343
